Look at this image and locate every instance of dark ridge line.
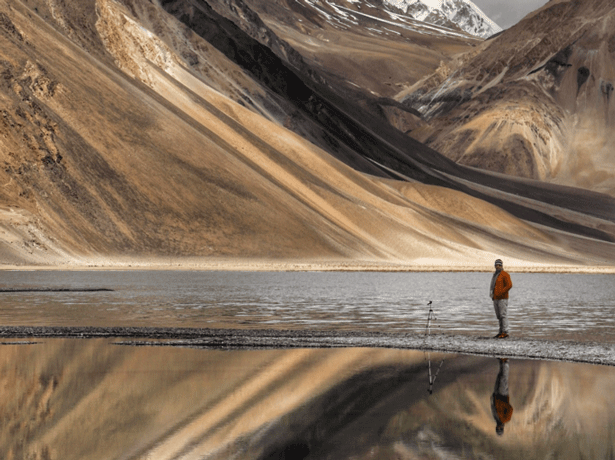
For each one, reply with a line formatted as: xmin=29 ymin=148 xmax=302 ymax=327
xmin=0 ymin=288 xmax=114 ymax=293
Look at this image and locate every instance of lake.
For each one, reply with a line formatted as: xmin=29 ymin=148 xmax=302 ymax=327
xmin=1 ymin=338 xmax=614 ymax=459
xmin=0 ymin=270 xmax=614 ymax=342
xmin=1 ymin=270 xmax=614 ymax=459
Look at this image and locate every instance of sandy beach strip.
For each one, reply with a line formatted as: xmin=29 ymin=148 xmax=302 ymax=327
xmin=0 ymin=326 xmax=613 ymax=366
xmin=1 ymin=259 xmax=615 ymax=273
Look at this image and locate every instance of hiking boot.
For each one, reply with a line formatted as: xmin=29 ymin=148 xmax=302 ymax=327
xmin=497 ymin=333 xmax=509 ymax=339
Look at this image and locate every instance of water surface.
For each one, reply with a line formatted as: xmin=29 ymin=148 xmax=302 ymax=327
xmin=2 ymin=271 xmax=614 ymax=458
xmin=2 ymin=339 xmax=614 ymax=460
xmin=0 ymin=271 xmax=613 ymax=342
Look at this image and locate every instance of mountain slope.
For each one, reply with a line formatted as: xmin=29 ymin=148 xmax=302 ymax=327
xmin=157 ymin=0 xmax=615 ymax=255
xmin=403 ymin=0 xmax=615 ymax=196
xmin=241 ymin=0 xmax=481 ymax=127
xmin=0 ymin=0 xmax=614 ymax=268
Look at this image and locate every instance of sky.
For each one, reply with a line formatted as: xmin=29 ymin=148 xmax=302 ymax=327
xmin=470 ymin=0 xmax=549 ymax=29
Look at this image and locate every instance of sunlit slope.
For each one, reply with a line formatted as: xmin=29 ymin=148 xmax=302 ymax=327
xmin=149 ymin=0 xmax=615 ymax=263
xmin=1 ymin=2 xmax=379 ymax=262
xmin=0 ymin=0 xmax=614 ymax=267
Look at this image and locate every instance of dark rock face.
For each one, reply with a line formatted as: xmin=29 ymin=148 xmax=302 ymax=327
xmin=158 ymin=0 xmax=434 ymax=181
xmin=160 ymin=0 xmax=313 ymax=101
xmin=577 ymin=66 xmax=590 ymax=92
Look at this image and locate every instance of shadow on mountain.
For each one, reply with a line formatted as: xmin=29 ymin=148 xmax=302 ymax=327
xmin=1 ymin=0 xmax=613 ymax=265
xmin=237 ymin=356 xmax=490 ymax=460
xmin=162 ymin=0 xmax=615 ymax=243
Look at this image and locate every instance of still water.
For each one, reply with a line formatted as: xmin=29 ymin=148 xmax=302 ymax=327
xmin=1 ymin=339 xmax=614 ymax=460
xmin=0 ymin=271 xmax=614 ymax=342
xmin=1 ymin=271 xmax=615 ymax=459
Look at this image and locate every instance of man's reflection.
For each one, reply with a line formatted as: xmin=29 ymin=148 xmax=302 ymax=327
xmin=491 ymin=358 xmax=513 ymax=436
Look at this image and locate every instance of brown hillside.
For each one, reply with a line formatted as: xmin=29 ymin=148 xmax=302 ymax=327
xmin=0 ymin=0 xmax=613 ymax=268
xmin=405 ymin=0 xmax=615 ymax=196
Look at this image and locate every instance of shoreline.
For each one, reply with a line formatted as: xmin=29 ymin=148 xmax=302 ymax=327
xmin=1 ymin=326 xmax=614 ymax=367
xmin=1 ymin=259 xmax=615 ymax=274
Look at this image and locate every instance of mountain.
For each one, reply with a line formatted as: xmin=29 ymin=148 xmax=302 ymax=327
xmin=386 ymin=0 xmax=503 ymax=38
xmin=239 ymin=0 xmax=483 ymax=134
xmin=242 ymin=0 xmax=481 ymax=98
xmin=402 ymin=0 xmax=615 ymax=197
xmin=0 ymin=0 xmax=613 ymax=268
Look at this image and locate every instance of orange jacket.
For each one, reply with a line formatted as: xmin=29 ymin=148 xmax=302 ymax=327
xmin=493 ymin=270 xmax=512 ymax=300
xmin=492 ymin=394 xmax=513 ymax=423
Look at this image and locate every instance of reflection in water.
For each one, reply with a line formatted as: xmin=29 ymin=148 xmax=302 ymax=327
xmin=492 ymin=358 xmax=514 ymax=436
xmin=2 ymin=339 xmax=615 ymax=459
xmin=425 ymin=351 xmax=444 ymax=395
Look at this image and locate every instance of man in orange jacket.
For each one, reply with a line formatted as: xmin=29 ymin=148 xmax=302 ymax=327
xmin=491 ymin=358 xmax=513 ymax=435
xmin=489 ymin=259 xmax=512 ymax=338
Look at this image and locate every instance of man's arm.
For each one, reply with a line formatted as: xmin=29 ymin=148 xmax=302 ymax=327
xmin=502 ymin=272 xmax=513 ymax=295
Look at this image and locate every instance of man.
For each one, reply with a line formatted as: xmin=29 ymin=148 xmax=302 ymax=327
xmin=491 ymin=358 xmax=513 ymax=436
xmin=489 ymin=259 xmax=512 ymax=338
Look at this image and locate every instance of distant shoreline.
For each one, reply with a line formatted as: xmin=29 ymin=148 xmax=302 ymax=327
xmin=1 ymin=261 xmax=614 ymax=274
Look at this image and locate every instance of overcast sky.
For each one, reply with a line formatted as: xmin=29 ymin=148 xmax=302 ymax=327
xmin=471 ymin=0 xmax=549 ymax=29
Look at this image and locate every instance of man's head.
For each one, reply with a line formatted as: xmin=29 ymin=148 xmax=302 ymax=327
xmin=495 ymin=259 xmax=503 ymax=271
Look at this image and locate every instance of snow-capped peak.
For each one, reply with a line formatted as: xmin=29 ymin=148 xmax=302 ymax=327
xmin=385 ymin=0 xmax=503 ymax=38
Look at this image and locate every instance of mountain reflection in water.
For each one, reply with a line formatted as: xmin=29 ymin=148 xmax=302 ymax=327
xmin=2 ymin=340 xmax=615 ymax=460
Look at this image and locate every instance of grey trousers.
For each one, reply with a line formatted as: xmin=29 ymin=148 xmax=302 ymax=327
xmin=495 ymin=359 xmax=509 ymax=396
xmin=493 ymin=299 xmax=509 ymax=334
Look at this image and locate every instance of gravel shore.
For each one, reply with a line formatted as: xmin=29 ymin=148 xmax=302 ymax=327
xmin=1 ymin=326 xmax=613 ymax=366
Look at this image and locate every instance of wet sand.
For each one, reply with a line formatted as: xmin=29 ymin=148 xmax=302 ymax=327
xmin=1 ymin=326 xmax=613 ymax=366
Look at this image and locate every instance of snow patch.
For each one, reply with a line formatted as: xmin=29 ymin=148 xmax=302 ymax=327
xmin=335 ymin=4 xmax=471 ymax=39
xmin=385 ymin=0 xmax=502 ymax=38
